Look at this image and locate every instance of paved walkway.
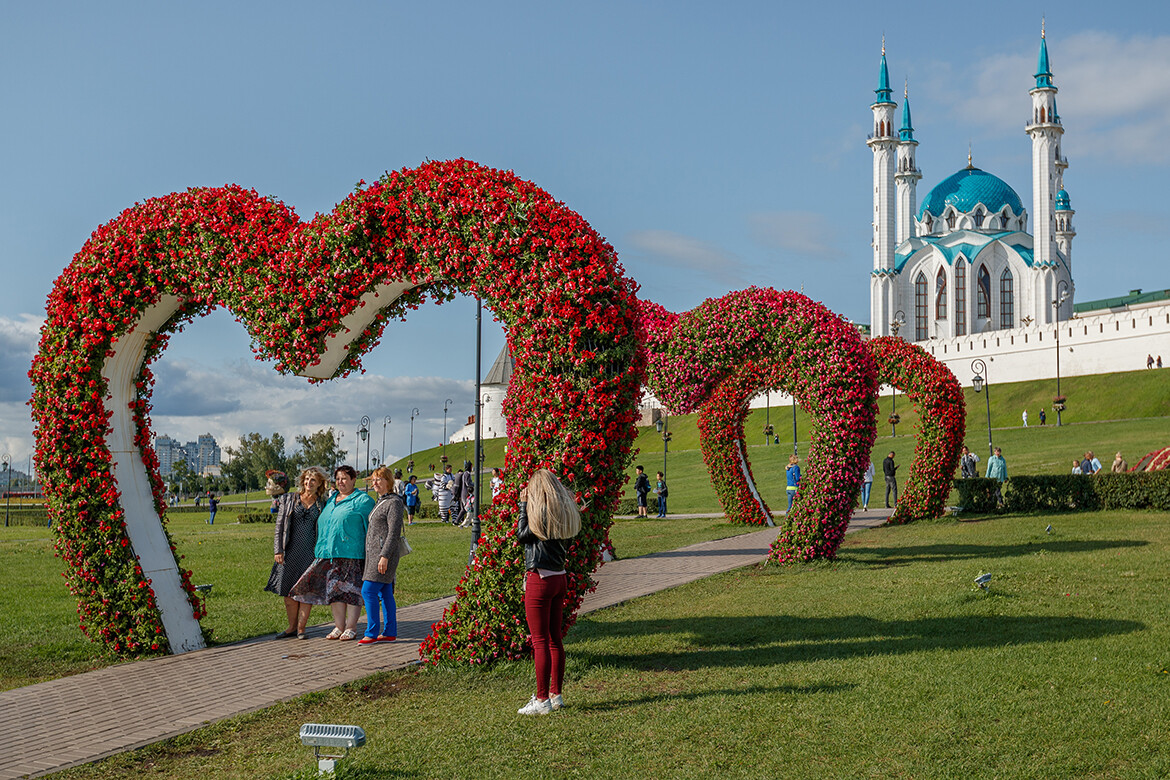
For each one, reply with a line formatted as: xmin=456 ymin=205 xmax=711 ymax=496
xmin=0 ymin=509 xmax=891 ymax=779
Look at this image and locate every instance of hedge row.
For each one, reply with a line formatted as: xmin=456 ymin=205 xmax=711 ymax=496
xmin=954 ymin=471 xmax=1170 ymax=514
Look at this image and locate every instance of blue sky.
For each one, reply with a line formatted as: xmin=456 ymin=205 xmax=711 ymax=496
xmin=2 ymin=1 xmax=1168 ymax=467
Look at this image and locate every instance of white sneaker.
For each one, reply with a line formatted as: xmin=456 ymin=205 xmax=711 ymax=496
xmin=517 ymin=696 xmax=552 ymax=715
xmin=549 ymin=694 xmax=563 ymax=711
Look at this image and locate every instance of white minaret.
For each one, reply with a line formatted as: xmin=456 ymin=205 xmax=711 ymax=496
xmin=895 ymin=81 xmax=921 ymax=244
xmin=868 ymin=41 xmax=898 ymax=336
xmin=1026 ymin=23 xmax=1062 ymax=275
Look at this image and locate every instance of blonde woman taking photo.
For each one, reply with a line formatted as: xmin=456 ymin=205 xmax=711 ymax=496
xmin=515 ymin=469 xmax=581 ymax=715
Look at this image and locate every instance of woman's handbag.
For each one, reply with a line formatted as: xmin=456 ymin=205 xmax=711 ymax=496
xmin=399 ymin=534 xmax=413 ymax=556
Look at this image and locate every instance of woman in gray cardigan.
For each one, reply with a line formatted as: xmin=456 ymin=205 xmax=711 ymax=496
xmin=359 ymin=466 xmax=405 ymax=644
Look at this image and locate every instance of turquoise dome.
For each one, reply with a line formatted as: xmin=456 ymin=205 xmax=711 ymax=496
xmin=918 ymin=167 xmax=1024 ymax=221
xmin=1055 ymin=189 xmax=1071 ymax=211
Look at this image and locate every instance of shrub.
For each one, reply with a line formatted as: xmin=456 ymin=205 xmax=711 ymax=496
xmin=953 ymin=478 xmax=1001 ymax=514
xmin=237 ymin=511 xmax=274 ymax=524
xmin=1095 ymin=471 xmax=1170 ymax=510
xmin=1003 ymin=475 xmax=1101 ymax=512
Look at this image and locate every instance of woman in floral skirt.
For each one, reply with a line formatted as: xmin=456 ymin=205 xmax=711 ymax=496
xmin=291 ymin=465 xmax=375 ymax=640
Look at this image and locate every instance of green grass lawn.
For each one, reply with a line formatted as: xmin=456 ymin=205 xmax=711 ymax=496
xmin=50 ymin=509 xmax=1170 ymax=779
xmin=0 ymin=509 xmax=739 ymax=691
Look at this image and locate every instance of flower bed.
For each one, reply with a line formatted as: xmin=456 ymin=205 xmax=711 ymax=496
xmin=30 ymin=159 xmax=642 ymax=660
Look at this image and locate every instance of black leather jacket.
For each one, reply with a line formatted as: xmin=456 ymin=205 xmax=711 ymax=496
xmin=516 ymin=502 xmax=568 ymax=572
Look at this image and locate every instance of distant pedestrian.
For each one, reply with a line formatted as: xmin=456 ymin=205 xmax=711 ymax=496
xmin=1111 ymin=452 xmax=1129 ymax=473
xmin=490 ymin=468 xmax=504 ymax=500
xmin=959 ymin=445 xmax=980 ymax=479
xmin=986 ymin=447 xmax=1008 ymax=506
xmin=1038 ymin=408 xmax=1046 ymax=426
xmin=861 ymin=459 xmax=874 ymax=511
xmin=1148 ymin=354 xmax=1155 ymax=369
xmin=785 ymin=455 xmax=801 ymax=512
xmin=1022 ymin=409 xmax=1028 ymax=427
xmin=883 ymin=451 xmax=898 ymax=508
xmin=1159 ymin=356 xmax=1164 ymax=369
xmin=403 ymin=474 xmax=419 ymax=525
xmin=393 ymin=469 xmax=406 ymax=498
xmin=634 ymin=466 xmax=650 ymax=518
xmin=1071 ymin=460 xmax=1083 ymax=475
xmin=208 ymin=495 xmax=218 ymax=525
xmin=459 ymin=460 xmax=476 ymax=528
xmin=655 ymin=471 xmax=668 ymax=517
xmin=1080 ymin=453 xmax=1094 ymax=475
xmin=450 ymin=464 xmax=466 ymax=525
xmin=1088 ymin=451 xmax=1102 ymax=474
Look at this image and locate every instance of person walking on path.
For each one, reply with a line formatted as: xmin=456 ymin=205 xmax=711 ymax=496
xmin=266 ymin=467 xmax=328 ymax=640
xmin=207 ymin=495 xmax=218 ymax=525
xmin=1111 ymin=452 xmax=1129 ymax=473
xmin=290 ymin=465 xmax=375 ymax=641
xmin=459 ymin=460 xmax=476 ymax=528
xmin=785 ymin=454 xmax=801 ymax=512
xmin=861 ymin=459 xmax=874 ymax=511
xmin=959 ymin=446 xmax=980 ymax=479
xmin=515 ymin=469 xmax=581 ymax=715
xmin=986 ymin=447 xmax=1008 ymax=506
xmin=1022 ymin=410 xmax=1028 ymax=427
xmin=1039 ymin=408 xmax=1046 ymax=426
xmin=883 ymin=451 xmax=898 ymax=508
xmin=359 ymin=467 xmax=404 ymax=645
xmin=633 ymin=465 xmax=650 ymax=518
xmin=655 ymin=471 xmax=668 ymax=517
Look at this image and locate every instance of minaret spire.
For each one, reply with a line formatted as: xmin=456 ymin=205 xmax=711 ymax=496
xmin=895 ymin=77 xmax=921 ymax=245
xmin=869 ymin=39 xmax=898 ymax=335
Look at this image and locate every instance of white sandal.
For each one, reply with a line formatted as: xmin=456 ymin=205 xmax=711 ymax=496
xmin=339 ymin=629 xmax=357 ymax=641
xmin=325 ymin=627 xmax=343 ymax=640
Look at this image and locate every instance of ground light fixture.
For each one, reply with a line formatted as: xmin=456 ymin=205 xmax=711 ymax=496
xmin=300 ymin=723 xmax=366 ymax=775
xmin=974 ymin=573 xmax=992 ymax=591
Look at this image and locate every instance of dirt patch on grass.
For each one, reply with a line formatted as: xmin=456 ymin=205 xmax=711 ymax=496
xmin=346 ymin=670 xmax=421 ymax=702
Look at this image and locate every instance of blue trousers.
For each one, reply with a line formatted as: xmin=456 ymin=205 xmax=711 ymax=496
xmin=657 ymin=495 xmax=667 ymax=517
xmin=361 ymin=580 xmax=397 ymax=639
xmin=860 ymin=481 xmax=872 ymax=507
xmin=787 ymin=488 xmax=796 ymax=511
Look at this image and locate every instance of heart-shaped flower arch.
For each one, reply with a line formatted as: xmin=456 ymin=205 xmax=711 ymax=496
xmin=29 ymin=159 xmax=643 ymax=659
xmin=689 ymin=335 xmax=964 ymax=531
xmin=639 ymin=287 xmax=879 ymax=563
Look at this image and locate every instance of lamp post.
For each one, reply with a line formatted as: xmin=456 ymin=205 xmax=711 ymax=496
xmin=888 ymin=311 xmax=906 ymax=436
xmin=358 ymin=416 xmax=370 ymax=476
xmin=381 ymin=416 xmax=391 ymax=466
xmin=442 ymin=398 xmax=453 ymax=462
xmin=1052 ymin=280 xmax=1069 ymax=426
xmin=971 ymin=359 xmax=993 ymax=458
xmin=891 ymin=310 xmax=906 ymax=339
xmin=764 ymin=391 xmax=771 ymax=446
xmin=2 ymin=453 xmax=10 ymax=528
xmin=408 ymin=408 xmax=419 ymax=473
xmin=791 ymin=394 xmax=798 ymax=455
xmin=654 ymin=412 xmax=671 ymax=476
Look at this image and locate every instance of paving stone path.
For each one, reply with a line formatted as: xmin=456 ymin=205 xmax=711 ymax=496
xmin=0 ymin=510 xmax=890 ymax=779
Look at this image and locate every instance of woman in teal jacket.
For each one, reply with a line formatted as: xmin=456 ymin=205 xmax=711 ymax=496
xmin=291 ymin=465 xmax=375 ymax=640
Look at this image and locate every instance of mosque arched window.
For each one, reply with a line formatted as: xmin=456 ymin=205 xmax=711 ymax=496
xmin=915 ymin=272 xmax=928 ymax=341
xmin=945 ymin=210 xmax=956 ymax=230
xmin=973 ymin=208 xmax=984 ymax=229
xmin=935 ymin=268 xmax=948 ymax=320
xmin=1000 ymin=209 xmax=1009 ymax=230
xmin=977 ymin=265 xmax=991 ymax=319
xmin=1000 ymin=269 xmax=1015 ymax=329
xmin=956 ymin=260 xmax=967 ymax=336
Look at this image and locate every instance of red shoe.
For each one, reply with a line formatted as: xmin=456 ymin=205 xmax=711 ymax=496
xmin=377 ymin=635 xmax=397 ymax=642
xmin=358 ymin=636 xmax=378 ymax=645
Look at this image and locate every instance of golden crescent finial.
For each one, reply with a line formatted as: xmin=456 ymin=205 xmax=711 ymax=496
xmin=882 ymin=34 xmax=886 ymax=56
xmin=968 ymin=143 xmax=974 ymax=168
xmin=904 ymin=78 xmax=909 ymax=99
xmin=1042 ymin=16 xmax=1046 ymax=39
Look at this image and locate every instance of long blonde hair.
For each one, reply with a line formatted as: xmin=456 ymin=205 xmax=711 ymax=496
xmin=298 ymin=467 xmax=329 ymax=502
xmin=525 ymin=469 xmax=581 ymax=541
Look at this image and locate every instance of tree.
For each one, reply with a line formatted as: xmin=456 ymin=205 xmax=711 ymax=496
xmin=223 ymin=432 xmax=289 ymax=490
xmin=290 ymin=428 xmax=348 ymax=475
xmin=170 ymin=460 xmax=195 ymax=497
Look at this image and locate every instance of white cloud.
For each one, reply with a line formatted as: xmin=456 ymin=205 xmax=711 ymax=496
xmin=0 ymin=313 xmax=43 ymax=403
xmin=748 ymin=211 xmax=845 ymax=261
xmin=626 ymin=229 xmax=750 ymax=285
xmin=945 ymin=31 xmax=1170 ymax=164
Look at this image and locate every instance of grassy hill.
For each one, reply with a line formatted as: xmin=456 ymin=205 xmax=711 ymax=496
xmin=386 ymin=368 xmax=1170 ymax=514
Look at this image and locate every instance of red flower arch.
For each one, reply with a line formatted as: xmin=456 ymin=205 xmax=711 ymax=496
xmin=639 ymin=287 xmax=879 ymax=564
xmin=30 ymin=159 xmax=643 ymax=660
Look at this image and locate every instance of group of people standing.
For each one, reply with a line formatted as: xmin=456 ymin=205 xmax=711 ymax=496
xmin=426 ymin=461 xmax=477 ymax=526
xmin=633 ymin=465 xmax=668 ymax=517
xmin=1071 ymin=451 xmax=1128 ymax=474
xmin=265 ymin=465 xmax=405 ymax=644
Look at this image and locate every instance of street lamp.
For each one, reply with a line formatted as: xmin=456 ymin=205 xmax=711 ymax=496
xmin=891 ymin=310 xmax=906 ymax=338
xmin=408 ymin=408 xmax=420 ymax=473
xmin=381 ymin=416 xmax=391 ymax=466
xmin=971 ymin=358 xmax=993 ymax=458
xmin=1052 ymin=280 xmax=1070 ymax=426
xmin=358 ymin=416 xmax=370 ymax=475
xmin=2 ymin=453 xmax=10 ymax=528
xmin=654 ymin=411 xmax=671 ymax=476
xmin=443 ymin=398 xmax=453 ymax=462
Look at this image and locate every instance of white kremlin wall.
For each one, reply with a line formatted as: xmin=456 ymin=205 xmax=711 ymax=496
xmin=922 ymin=300 xmax=1170 ymax=388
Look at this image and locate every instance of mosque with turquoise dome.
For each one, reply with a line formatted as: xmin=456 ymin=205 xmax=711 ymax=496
xmin=869 ymin=30 xmax=1075 ymax=342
